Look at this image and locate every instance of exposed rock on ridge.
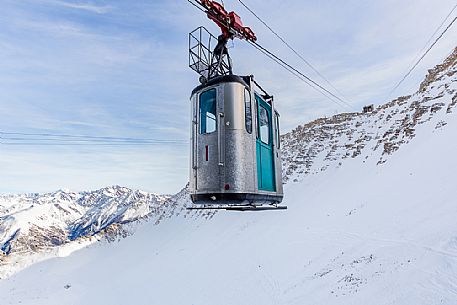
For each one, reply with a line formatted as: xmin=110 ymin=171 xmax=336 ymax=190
xmin=281 ymin=47 xmax=457 ymax=182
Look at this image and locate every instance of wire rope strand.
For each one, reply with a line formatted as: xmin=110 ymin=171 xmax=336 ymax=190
xmin=391 ymin=13 xmax=457 ymax=94
xmin=248 ymin=41 xmax=348 ymax=110
xmin=186 ymin=0 xmax=354 ymax=110
xmin=0 ymin=131 xmax=187 ymax=143
xmin=0 ymin=141 xmax=188 ymax=146
xmin=187 ymin=0 xmax=206 ymax=13
xmin=237 ymin=0 xmax=352 ymax=105
xmin=251 ymin=41 xmax=354 ymax=110
xmin=405 ymin=4 xmax=457 ymax=74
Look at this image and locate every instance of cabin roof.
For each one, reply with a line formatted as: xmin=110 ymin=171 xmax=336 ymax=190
xmin=191 ymin=74 xmax=249 ymax=96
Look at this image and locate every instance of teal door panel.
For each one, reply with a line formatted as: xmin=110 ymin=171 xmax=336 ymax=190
xmin=256 ymin=141 xmax=262 ymax=188
xmin=255 ymin=95 xmax=276 ymax=192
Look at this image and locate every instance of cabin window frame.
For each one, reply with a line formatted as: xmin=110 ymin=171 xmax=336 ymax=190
xmin=244 ymin=88 xmax=252 ymax=134
xmin=259 ymin=104 xmax=270 ymax=145
xmin=275 ymin=112 xmax=281 ymax=149
xmin=199 ymin=88 xmax=217 ymax=134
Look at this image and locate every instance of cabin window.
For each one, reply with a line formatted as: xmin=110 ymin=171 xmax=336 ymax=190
xmin=259 ymin=105 xmax=270 ymax=144
xmin=244 ymin=88 xmax=252 ymax=134
xmin=275 ymin=113 xmax=281 ymax=148
xmin=199 ymin=88 xmax=217 ymax=134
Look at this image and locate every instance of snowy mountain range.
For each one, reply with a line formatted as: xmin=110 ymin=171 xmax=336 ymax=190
xmin=0 ymin=47 xmax=456 ymax=304
xmin=0 ymin=184 xmax=217 ymax=279
xmin=0 ymin=186 xmax=170 ymax=278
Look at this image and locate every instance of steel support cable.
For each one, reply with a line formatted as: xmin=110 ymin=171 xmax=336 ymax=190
xmin=0 ymin=137 xmax=189 ymax=146
xmin=391 ymin=13 xmax=457 ymax=94
xmin=0 ymin=138 xmax=181 ymax=146
xmin=186 ymin=0 xmax=206 ymax=14
xmin=0 ymin=138 xmax=188 ymax=144
xmin=0 ymin=142 xmax=188 ymax=146
xmin=0 ymin=131 xmax=187 ymax=143
xmin=237 ymin=0 xmax=352 ymax=106
xmin=251 ymin=41 xmax=354 ymax=110
xmin=185 ymin=0 xmax=353 ymax=110
xmin=248 ymin=41 xmax=348 ymax=110
xmin=404 ymin=3 xmax=457 ymax=76
xmin=0 ymin=132 xmax=189 ymax=146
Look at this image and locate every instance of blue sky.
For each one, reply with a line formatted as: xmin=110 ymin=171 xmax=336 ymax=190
xmin=0 ymin=0 xmax=456 ymax=194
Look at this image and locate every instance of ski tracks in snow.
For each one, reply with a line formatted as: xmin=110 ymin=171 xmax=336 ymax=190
xmin=257 ymin=265 xmax=283 ymax=305
xmin=279 ymin=228 xmax=457 ymax=303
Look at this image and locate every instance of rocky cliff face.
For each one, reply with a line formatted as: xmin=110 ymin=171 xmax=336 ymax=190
xmin=281 ymin=47 xmax=457 ymax=183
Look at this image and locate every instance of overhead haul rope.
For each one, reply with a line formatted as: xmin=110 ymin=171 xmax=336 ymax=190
xmin=248 ymin=41 xmax=351 ymax=110
xmin=186 ymin=0 xmax=206 ymax=14
xmin=391 ymin=6 xmax=457 ymax=94
xmin=186 ymin=0 xmax=354 ymax=111
xmin=237 ymin=0 xmax=353 ymax=107
xmin=0 ymin=131 xmax=189 ymax=146
xmin=0 ymin=143 xmax=188 ymax=146
xmin=403 ymin=3 xmax=457 ymax=79
xmin=0 ymin=131 xmax=187 ymax=142
xmin=249 ymin=40 xmax=354 ymax=110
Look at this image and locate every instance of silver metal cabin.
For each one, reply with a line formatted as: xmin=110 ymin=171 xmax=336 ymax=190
xmin=190 ymin=75 xmax=283 ymax=205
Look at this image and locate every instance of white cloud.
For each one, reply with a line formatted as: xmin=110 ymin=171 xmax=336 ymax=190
xmin=47 ymin=0 xmax=112 ymax=14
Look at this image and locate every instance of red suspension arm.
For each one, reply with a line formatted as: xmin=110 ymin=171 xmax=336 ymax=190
xmin=197 ymin=0 xmax=257 ymax=42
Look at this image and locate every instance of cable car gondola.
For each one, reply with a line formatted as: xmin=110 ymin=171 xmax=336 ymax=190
xmin=187 ymin=1 xmax=285 ymax=211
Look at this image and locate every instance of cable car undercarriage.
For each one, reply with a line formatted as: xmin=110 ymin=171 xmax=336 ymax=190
xmin=188 ymin=203 xmax=287 ymax=211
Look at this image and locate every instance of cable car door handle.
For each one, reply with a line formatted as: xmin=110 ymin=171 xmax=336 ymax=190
xmin=218 ymin=112 xmax=224 ymax=166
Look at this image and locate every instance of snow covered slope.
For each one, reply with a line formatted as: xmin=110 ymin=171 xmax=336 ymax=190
xmin=0 ymin=48 xmax=456 ymax=304
xmin=0 ymin=186 xmax=170 ymax=278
